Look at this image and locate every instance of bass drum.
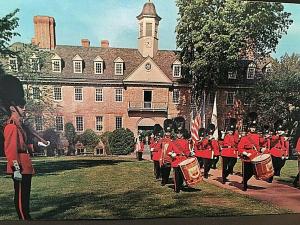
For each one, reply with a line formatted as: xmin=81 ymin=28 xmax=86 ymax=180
xmin=251 ymin=154 xmax=274 ymax=180
xmin=178 ymin=157 xmax=202 ymax=186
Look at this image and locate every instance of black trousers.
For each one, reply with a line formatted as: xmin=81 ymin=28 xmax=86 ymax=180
xmin=197 ymin=157 xmax=204 ymax=168
xmin=137 ymin=152 xmax=143 ymax=161
xmin=203 ymin=158 xmax=212 ymax=178
xmin=13 ymin=174 xmax=32 ymax=220
xmin=242 ymin=161 xmax=254 ymax=191
xmin=293 ymin=173 xmax=299 ymax=186
xmin=173 ymin=167 xmax=184 ymax=193
xmin=211 ymin=156 xmax=219 ymax=169
xmin=161 ymin=164 xmax=171 ymax=185
xmin=267 ymin=156 xmax=286 ymax=183
xmin=153 ymin=161 xmax=161 ymax=179
xmin=222 ymin=156 xmax=237 ymax=181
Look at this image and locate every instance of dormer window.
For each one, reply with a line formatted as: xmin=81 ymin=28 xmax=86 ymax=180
xmin=114 ymin=57 xmax=124 ymax=76
xmin=30 ymin=54 xmax=40 ymax=72
xmin=172 ymin=60 xmax=181 ymax=78
xmin=247 ymin=62 xmax=256 ymax=79
xmin=228 ymin=71 xmax=237 ymax=79
xmin=265 ymin=63 xmax=272 ymax=74
xmin=51 ymin=54 xmax=62 ymax=73
xmin=94 ymin=56 xmax=104 ymax=74
xmin=73 ymin=54 xmax=83 ymax=73
xmin=9 ymin=57 xmax=18 ymax=72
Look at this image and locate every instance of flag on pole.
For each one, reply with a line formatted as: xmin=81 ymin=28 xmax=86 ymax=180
xmin=211 ymin=93 xmax=218 ymax=139
xmin=191 ymin=113 xmax=201 ymax=143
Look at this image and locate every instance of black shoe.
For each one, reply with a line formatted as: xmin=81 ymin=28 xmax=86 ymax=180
xmin=242 ymin=185 xmax=247 ymax=191
xmin=204 ymin=174 xmax=208 ymax=179
xmin=222 ymin=178 xmax=228 ymax=184
xmin=161 ymin=182 xmax=166 ymax=186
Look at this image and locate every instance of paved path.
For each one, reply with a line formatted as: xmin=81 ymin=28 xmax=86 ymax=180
xmin=139 ymin=154 xmax=300 ymax=213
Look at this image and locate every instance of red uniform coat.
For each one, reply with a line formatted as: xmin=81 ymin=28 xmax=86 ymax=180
xmin=296 ymin=137 xmax=300 ymax=153
xmin=151 ymin=140 xmax=162 ymax=161
xmin=260 ymin=136 xmax=271 ymax=154
xmin=269 ymin=135 xmax=288 ymax=158
xmin=196 ymin=138 xmax=220 ymax=159
xmin=158 ymin=137 xmax=173 ymax=166
xmin=4 ymin=120 xmax=35 ymax=175
xmin=194 ymin=139 xmax=204 ymax=158
xmin=221 ymin=131 xmax=239 ymax=158
xmin=171 ymin=138 xmax=190 ymax=168
xmin=237 ymin=133 xmax=261 ymax=162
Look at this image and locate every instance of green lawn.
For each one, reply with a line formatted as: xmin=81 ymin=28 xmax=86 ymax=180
xmin=0 ymin=156 xmax=295 ymax=220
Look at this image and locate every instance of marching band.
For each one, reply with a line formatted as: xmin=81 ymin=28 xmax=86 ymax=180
xmin=147 ymin=113 xmax=297 ymax=193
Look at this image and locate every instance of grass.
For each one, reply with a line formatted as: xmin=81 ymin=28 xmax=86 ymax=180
xmin=0 ymin=156 xmax=295 ymax=220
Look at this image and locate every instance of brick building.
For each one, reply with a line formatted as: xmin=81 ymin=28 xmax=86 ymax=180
xmin=3 ymin=1 xmax=272 ymax=136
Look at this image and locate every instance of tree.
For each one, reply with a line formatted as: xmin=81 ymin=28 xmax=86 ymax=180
xmin=42 ymin=128 xmax=61 ymax=156
xmin=64 ymin=122 xmax=77 ymax=154
xmin=108 ymin=128 xmax=135 ymax=155
xmin=78 ymin=129 xmax=100 ymax=151
xmin=176 ymin=0 xmax=292 ymax=103
xmin=241 ymin=53 xmax=300 ymax=142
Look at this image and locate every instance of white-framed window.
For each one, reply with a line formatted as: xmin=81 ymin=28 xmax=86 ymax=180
xmin=146 ymin=23 xmax=152 ymax=36
xmin=73 ymin=61 xmax=82 ymax=73
xmin=55 ymin=116 xmax=64 ymax=132
xmin=74 ymin=87 xmax=83 ymax=101
xmin=75 ymin=116 xmax=84 ymax=132
xmin=9 ymin=57 xmax=18 ymax=72
xmin=53 ymin=87 xmax=62 ymax=101
xmin=172 ymin=89 xmax=180 ymax=104
xmin=95 ymin=116 xmax=103 ymax=132
xmin=228 ymin=71 xmax=237 ymax=79
xmin=115 ymin=88 xmax=123 ymax=102
xmin=35 ymin=116 xmax=43 ymax=131
xmin=94 ymin=61 xmax=103 ymax=74
xmin=32 ymin=87 xmax=41 ymax=100
xmin=115 ymin=63 xmax=123 ymax=75
xmin=115 ymin=116 xmax=122 ymax=130
xmin=30 ymin=55 xmax=40 ymax=72
xmin=173 ymin=60 xmax=182 ymax=78
xmin=95 ymin=88 xmax=103 ymax=102
xmin=226 ymin=92 xmax=235 ymax=105
xmin=52 ymin=59 xmax=61 ymax=72
xmin=247 ymin=63 xmax=256 ymax=79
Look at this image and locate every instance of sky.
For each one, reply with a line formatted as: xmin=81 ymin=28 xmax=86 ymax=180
xmin=0 ymin=0 xmax=299 ymax=60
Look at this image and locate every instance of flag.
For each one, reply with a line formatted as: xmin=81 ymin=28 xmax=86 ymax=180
xmin=211 ymin=93 xmax=218 ymax=139
xmin=191 ymin=113 xmax=201 ymax=143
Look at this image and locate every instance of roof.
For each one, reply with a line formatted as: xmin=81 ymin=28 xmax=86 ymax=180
xmin=136 ymin=2 xmax=161 ymax=21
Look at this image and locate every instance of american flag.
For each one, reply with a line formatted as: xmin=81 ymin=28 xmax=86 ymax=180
xmin=191 ymin=113 xmax=202 ymax=143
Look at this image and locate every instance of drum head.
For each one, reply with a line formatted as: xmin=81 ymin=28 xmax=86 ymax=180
xmin=179 ymin=157 xmax=195 ymax=166
xmin=252 ymin=154 xmax=270 ymax=162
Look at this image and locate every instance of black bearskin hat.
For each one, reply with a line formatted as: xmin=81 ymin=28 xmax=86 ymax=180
xmin=247 ymin=112 xmax=258 ymax=128
xmin=262 ymin=124 xmax=270 ymax=134
xmin=153 ymin=124 xmax=163 ymax=136
xmin=227 ymin=118 xmax=237 ymax=132
xmin=182 ymin=129 xmax=191 ymax=139
xmin=207 ymin=123 xmax=216 ymax=135
xmin=173 ymin=116 xmax=185 ymax=133
xmin=163 ymin=119 xmax=174 ymax=133
xmin=274 ymin=119 xmax=284 ymax=132
xmin=0 ymin=75 xmax=26 ymax=113
xmin=198 ymin=128 xmax=205 ymax=137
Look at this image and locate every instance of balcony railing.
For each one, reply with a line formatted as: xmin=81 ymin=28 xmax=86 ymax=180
xmin=128 ymin=101 xmax=168 ymax=112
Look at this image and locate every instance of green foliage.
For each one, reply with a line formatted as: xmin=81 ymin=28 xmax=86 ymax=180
xmin=64 ymin=122 xmax=76 ymax=147
xmin=240 ymin=53 xmax=300 ymax=138
xmin=100 ymin=131 xmax=113 ymax=155
xmin=108 ymin=128 xmax=135 ymax=155
xmin=42 ymin=128 xmax=60 ymax=156
xmin=0 ymin=9 xmax=20 ymax=56
xmin=176 ymin=0 xmax=292 ymax=103
xmin=78 ymin=129 xmax=100 ymax=150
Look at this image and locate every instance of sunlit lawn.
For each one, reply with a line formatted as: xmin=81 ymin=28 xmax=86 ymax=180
xmin=0 ymin=156 xmax=294 ymax=220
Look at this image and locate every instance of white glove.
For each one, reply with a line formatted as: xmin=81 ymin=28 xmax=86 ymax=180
xmin=260 ymin=147 xmax=266 ymax=153
xmin=13 ymin=170 xmax=22 ymax=181
xmin=242 ymin=151 xmax=248 ymax=156
xmin=150 ymin=148 xmax=154 ymax=152
xmin=38 ymin=141 xmax=50 ymax=147
xmin=247 ymin=153 xmax=252 ymax=157
xmin=190 ymin=151 xmax=195 ymax=157
xmin=171 ymin=152 xmax=177 ymax=158
xmin=285 ymin=156 xmax=289 ymax=160
xmin=281 ymin=156 xmax=285 ymax=160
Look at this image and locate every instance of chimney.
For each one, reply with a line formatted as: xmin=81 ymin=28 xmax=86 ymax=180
xmin=101 ymin=40 xmax=109 ymax=48
xmin=33 ymin=16 xmax=56 ymax=50
xmin=81 ymin=39 xmax=90 ymax=48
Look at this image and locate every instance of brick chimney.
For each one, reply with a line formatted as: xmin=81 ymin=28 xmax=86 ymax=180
xmin=81 ymin=39 xmax=90 ymax=48
xmin=33 ymin=16 xmax=56 ymax=50
xmin=101 ymin=40 xmax=109 ymax=48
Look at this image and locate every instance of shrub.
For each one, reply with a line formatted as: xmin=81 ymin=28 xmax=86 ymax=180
xmin=78 ymin=129 xmax=100 ymax=151
xmin=109 ymin=128 xmax=135 ymax=155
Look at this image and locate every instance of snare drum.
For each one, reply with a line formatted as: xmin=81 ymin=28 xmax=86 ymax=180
xmin=251 ymin=154 xmax=274 ymax=180
xmin=178 ymin=157 xmax=202 ymax=186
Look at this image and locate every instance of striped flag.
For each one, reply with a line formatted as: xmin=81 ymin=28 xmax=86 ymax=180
xmin=191 ymin=113 xmax=201 ymax=143
xmin=211 ymin=93 xmax=218 ymax=140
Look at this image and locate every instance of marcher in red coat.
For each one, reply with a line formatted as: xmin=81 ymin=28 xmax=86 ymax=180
xmin=151 ymin=124 xmax=164 ymax=179
xmin=293 ymin=137 xmax=300 ymax=187
xmin=194 ymin=128 xmax=206 ymax=168
xmin=237 ymin=116 xmax=262 ymax=191
xmin=221 ymin=118 xmax=239 ymax=183
xmin=267 ymin=120 xmax=289 ymax=183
